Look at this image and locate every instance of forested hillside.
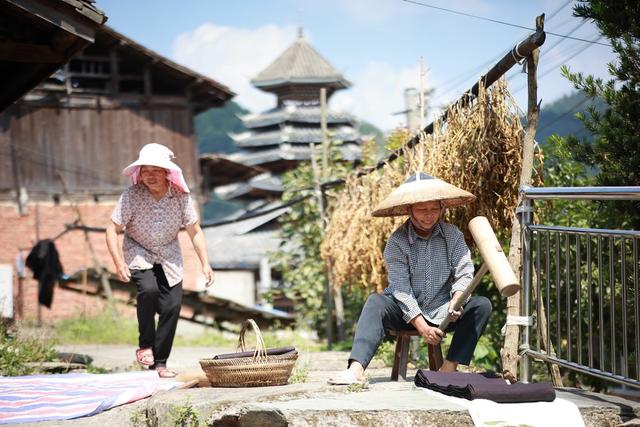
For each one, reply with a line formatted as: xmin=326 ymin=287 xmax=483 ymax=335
xmin=195 ymin=101 xmax=248 ymax=154
xmin=536 ymin=91 xmax=606 ymax=145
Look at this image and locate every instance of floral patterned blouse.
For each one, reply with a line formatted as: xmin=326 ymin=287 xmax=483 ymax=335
xmin=111 ymin=183 xmax=198 ymax=286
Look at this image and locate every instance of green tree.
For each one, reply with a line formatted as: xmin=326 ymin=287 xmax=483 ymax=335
xmin=538 ymin=136 xmax=597 ymax=227
xmin=269 ymin=142 xmax=351 ymax=334
xmin=557 ymin=0 xmax=640 ymax=227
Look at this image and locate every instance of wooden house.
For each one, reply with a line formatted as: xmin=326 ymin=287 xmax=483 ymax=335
xmin=0 ymin=24 xmax=234 ymax=323
xmin=0 ymin=0 xmax=108 ymax=111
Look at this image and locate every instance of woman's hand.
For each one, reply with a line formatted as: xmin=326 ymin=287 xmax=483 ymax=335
xmin=447 ymin=291 xmax=463 ymax=323
xmin=447 ymin=304 xmax=462 ymax=323
xmin=422 ymin=325 xmax=444 ymax=345
xmin=115 ymin=261 xmax=131 ymax=283
xmin=203 ymin=263 xmax=215 ymax=287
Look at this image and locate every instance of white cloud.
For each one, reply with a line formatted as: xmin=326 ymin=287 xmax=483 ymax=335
xmin=172 ymin=22 xmax=436 ymax=131
xmin=171 ymin=23 xmax=299 ymax=114
xmin=332 ymin=61 xmax=439 ymax=132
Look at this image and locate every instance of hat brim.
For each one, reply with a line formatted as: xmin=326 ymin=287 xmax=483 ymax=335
xmin=372 ymin=178 xmax=475 ymax=217
xmin=122 ymin=159 xmax=181 ymax=176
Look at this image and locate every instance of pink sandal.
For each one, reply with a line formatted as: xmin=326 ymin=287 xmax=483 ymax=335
xmin=136 ymin=348 xmax=154 ymax=366
xmin=155 ymin=366 xmax=177 ymax=378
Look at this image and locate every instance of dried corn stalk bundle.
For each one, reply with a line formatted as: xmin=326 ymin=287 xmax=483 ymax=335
xmin=322 ymin=79 xmax=524 ymax=292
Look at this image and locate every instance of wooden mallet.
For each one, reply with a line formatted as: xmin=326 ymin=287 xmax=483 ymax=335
xmin=439 ymin=216 xmax=519 ymax=331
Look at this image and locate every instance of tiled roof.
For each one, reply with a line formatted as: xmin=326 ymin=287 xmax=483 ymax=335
xmin=204 ymin=201 xmax=289 ymax=236
xmin=199 ymin=154 xmax=265 ymax=188
xmin=59 ymin=0 xmax=107 ymax=25
xmin=100 ymin=27 xmax=234 ymax=102
xmin=214 ymin=174 xmax=284 ymax=200
xmin=204 ymin=202 xmax=290 ymax=269
xmin=241 ymin=104 xmax=357 ymax=129
xmin=230 ymin=125 xmax=360 ymax=148
xmin=229 ymin=142 xmax=362 ymax=166
xmin=251 ymin=36 xmax=350 ymax=89
xmin=207 ymin=231 xmax=282 ymax=270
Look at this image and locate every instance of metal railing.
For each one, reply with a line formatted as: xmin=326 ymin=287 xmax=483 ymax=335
xmin=520 ymin=186 xmax=640 ymax=388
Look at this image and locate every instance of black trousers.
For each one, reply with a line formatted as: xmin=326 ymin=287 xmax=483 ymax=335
xmin=349 ymin=293 xmax=492 ymax=369
xmin=131 ymin=264 xmax=182 ymax=367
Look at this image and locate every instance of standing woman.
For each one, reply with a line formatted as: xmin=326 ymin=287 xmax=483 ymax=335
xmin=106 ymin=143 xmax=215 ymax=378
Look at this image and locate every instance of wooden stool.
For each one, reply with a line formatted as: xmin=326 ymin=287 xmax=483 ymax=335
xmin=389 ymin=330 xmax=443 ymax=381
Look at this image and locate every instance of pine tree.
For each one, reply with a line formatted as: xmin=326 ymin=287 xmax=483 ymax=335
xmin=559 ymin=0 xmax=640 ymax=227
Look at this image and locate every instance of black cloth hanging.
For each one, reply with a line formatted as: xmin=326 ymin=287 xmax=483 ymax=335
xmin=415 ymin=370 xmax=556 ymax=403
xmin=25 ymin=239 xmax=64 ymax=308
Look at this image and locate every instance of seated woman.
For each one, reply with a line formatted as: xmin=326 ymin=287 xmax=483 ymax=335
xmin=329 ymin=172 xmax=492 ymax=384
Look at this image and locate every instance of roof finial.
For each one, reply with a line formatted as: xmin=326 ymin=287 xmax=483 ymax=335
xmin=298 ymin=27 xmax=304 ymax=39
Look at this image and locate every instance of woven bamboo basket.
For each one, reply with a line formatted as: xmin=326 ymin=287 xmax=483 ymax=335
xmin=199 ymin=319 xmax=298 ymax=387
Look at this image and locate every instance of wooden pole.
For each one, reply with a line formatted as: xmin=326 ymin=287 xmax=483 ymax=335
xmin=419 ymin=56 xmax=426 ymax=130
xmin=35 ymin=202 xmax=41 ymax=327
xmin=320 ymin=88 xmax=346 ymax=342
xmin=320 ymin=88 xmax=329 ymax=184
xmin=439 ymin=264 xmax=488 ymax=332
xmin=56 ymin=172 xmax=115 ymax=306
xmin=310 ymin=142 xmax=333 ymax=348
xmin=9 ymin=144 xmax=24 ymax=215
xmin=501 ymin=14 xmax=562 ymax=386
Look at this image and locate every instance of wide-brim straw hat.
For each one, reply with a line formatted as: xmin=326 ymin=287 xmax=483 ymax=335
xmin=122 ymin=143 xmax=190 ymax=193
xmin=372 ymin=172 xmax=475 ymax=217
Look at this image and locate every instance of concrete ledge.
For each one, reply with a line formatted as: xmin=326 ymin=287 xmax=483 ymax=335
xmin=146 ymin=381 xmax=640 ymax=427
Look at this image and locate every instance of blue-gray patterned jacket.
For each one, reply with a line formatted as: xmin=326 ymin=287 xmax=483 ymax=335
xmin=383 ymin=220 xmax=474 ymax=324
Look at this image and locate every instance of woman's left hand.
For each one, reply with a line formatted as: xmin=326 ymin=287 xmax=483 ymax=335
xmin=203 ymin=264 xmax=215 ymax=288
xmin=448 ymin=292 xmax=463 ymax=323
xmin=448 ymin=305 xmax=462 ymax=323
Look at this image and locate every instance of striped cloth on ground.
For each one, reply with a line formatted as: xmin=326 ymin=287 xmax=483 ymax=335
xmin=0 ymin=371 xmax=181 ymax=424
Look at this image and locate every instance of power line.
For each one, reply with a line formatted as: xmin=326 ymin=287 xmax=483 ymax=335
xmin=65 ymin=193 xmax=315 ymax=233
xmin=433 ymin=2 xmax=586 ymax=105
xmin=0 ymin=149 xmax=117 ymax=186
xmin=537 ymin=96 xmax=592 ymax=133
xmin=510 ymin=34 xmax=604 ymax=95
xmin=1 ymin=143 xmax=115 ymax=183
xmin=401 ymin=0 xmax=612 ymax=47
xmin=505 ymin=22 xmax=598 ymax=81
xmin=543 ymin=19 xmax=588 ymax=53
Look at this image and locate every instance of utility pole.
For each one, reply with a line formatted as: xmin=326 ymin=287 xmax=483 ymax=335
xmin=320 ymin=88 xmax=346 ymax=342
xmin=310 ymin=140 xmax=333 ymax=348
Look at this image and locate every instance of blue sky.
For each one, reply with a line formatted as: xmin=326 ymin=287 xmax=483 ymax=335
xmin=98 ymin=0 xmax=615 ymax=131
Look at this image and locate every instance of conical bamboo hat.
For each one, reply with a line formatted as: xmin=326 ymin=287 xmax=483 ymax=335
xmin=372 ymin=172 xmax=476 ymax=217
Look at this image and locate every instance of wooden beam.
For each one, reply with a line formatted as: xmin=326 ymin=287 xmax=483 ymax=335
xmin=109 ymin=48 xmax=119 ymax=95
xmin=5 ymin=0 xmax=98 ymax=42
xmin=143 ymin=67 xmax=152 ymax=96
xmin=75 ymin=54 xmax=111 ymax=62
xmin=0 ymin=41 xmax=63 ymax=63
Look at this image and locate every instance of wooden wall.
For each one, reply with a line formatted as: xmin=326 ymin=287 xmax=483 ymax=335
xmin=0 ymin=104 xmax=199 ymax=198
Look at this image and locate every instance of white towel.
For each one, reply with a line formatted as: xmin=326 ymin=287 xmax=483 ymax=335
xmin=418 ymin=387 xmax=585 ymax=427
